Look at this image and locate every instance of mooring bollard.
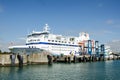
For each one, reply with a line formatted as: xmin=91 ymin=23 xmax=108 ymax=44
xmin=78 ymin=57 xmax=81 ymax=62
xmin=47 ymin=55 xmax=52 ymax=65
xmin=64 ymin=56 xmax=67 ymax=63
xmin=68 ymin=57 xmax=71 ymax=63
xmin=73 ymin=56 xmax=77 ymax=63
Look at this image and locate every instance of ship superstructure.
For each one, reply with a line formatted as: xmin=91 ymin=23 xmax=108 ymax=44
xmin=9 ymin=24 xmax=90 ymax=55
xmin=26 ymin=24 xmax=90 ymax=55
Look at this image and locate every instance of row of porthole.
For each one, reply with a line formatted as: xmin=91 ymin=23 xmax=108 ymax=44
xmin=27 ymin=39 xmax=75 ymax=45
xmin=51 ymin=49 xmax=73 ymax=51
xmin=28 ymin=39 xmax=40 ymax=42
xmin=48 ymin=40 xmax=75 ymax=44
xmin=28 ymin=46 xmax=36 ymax=48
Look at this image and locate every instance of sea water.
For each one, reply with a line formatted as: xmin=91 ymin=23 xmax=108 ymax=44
xmin=0 ymin=60 xmax=120 ymax=80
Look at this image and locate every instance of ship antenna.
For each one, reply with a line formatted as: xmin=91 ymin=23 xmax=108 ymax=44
xmin=43 ymin=24 xmax=50 ymax=32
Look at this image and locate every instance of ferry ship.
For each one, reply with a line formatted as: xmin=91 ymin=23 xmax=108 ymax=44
xmin=9 ymin=24 xmax=91 ymax=55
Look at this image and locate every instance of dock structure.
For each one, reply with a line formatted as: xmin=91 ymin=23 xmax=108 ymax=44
xmin=0 ymin=52 xmax=120 ymax=66
xmin=3 ymin=24 xmax=117 ymax=66
xmin=0 ymin=51 xmax=51 ymax=66
xmin=0 ymin=39 xmax=119 ymax=66
xmin=0 ymin=53 xmax=27 ymax=66
xmin=52 ymin=54 xmax=120 ymax=63
xmin=52 ymin=39 xmax=119 ymax=63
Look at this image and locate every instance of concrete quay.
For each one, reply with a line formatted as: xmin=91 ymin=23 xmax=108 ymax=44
xmin=0 ymin=53 xmax=120 ymax=66
xmin=52 ymin=54 xmax=120 ymax=63
xmin=0 ymin=52 xmax=49 ymax=66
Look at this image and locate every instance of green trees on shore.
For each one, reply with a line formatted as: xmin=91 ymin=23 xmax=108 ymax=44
xmin=0 ymin=50 xmax=10 ymax=54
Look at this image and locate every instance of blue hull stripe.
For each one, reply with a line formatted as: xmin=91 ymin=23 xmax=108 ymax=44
xmin=26 ymin=42 xmax=79 ymax=47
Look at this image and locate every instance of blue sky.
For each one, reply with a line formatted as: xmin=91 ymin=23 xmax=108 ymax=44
xmin=0 ymin=0 xmax=120 ymax=51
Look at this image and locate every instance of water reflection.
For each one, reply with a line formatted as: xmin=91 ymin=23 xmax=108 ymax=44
xmin=0 ymin=61 xmax=120 ymax=80
xmin=8 ymin=67 xmax=17 ymax=80
xmin=104 ymin=60 xmax=120 ymax=80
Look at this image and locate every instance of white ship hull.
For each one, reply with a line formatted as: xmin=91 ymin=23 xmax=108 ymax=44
xmin=27 ymin=42 xmax=80 ymax=55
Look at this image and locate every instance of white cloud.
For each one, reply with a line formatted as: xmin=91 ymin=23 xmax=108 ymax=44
xmin=0 ymin=42 xmax=9 ymax=52
xmin=18 ymin=37 xmax=26 ymax=41
xmin=112 ymin=40 xmax=120 ymax=42
xmin=103 ymin=30 xmax=114 ymax=34
xmin=0 ymin=5 xmax=3 ymax=13
xmin=0 ymin=37 xmax=26 ymax=52
xmin=105 ymin=19 xmax=120 ymax=29
xmin=106 ymin=19 xmax=114 ymax=25
xmin=107 ymin=40 xmax=120 ymax=52
xmin=90 ymin=30 xmax=115 ymax=36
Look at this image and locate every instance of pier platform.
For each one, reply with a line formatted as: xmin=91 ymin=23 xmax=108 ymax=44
xmin=0 ymin=53 xmax=120 ymax=67
xmin=0 ymin=52 xmax=49 ymax=66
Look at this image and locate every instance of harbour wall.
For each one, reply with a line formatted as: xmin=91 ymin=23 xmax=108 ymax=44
xmin=0 ymin=52 xmax=49 ymax=66
xmin=0 ymin=53 xmax=120 ymax=66
xmin=53 ymin=54 xmax=120 ymax=63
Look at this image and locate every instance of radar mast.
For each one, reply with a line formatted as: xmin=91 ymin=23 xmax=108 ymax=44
xmin=43 ymin=24 xmax=50 ymax=32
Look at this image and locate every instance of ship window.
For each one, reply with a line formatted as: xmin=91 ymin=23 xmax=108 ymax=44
xmin=48 ymin=40 xmax=50 ymax=42
xmin=70 ymin=38 xmax=75 ymax=41
xmin=52 ymin=40 xmax=54 ymax=42
xmin=37 ymin=39 xmax=40 ymax=41
xmin=44 ymin=35 xmax=48 ymax=38
xmin=55 ymin=40 xmax=57 ymax=42
xmin=59 ymin=41 xmax=61 ymax=43
xmin=31 ymin=34 xmax=41 ymax=38
xmin=27 ymin=35 xmax=32 ymax=38
xmin=56 ymin=36 xmax=61 ymax=40
xmin=62 ymin=41 xmax=64 ymax=43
